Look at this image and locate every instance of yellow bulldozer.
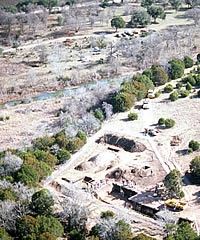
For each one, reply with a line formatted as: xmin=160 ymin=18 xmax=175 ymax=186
xmin=165 ymin=199 xmax=187 ymax=211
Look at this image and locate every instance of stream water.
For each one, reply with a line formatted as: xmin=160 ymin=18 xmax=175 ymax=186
xmin=0 ymin=74 xmax=133 ymax=108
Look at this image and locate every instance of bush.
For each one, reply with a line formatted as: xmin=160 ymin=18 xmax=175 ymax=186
xmin=16 ymin=164 xmax=40 ymax=187
xmin=164 ymin=84 xmax=173 ymax=93
xmin=197 ymin=90 xmax=200 ymax=97
xmin=128 ymin=112 xmax=138 ymax=120
xmin=189 ymin=140 xmax=200 ymax=151
xmin=151 ymin=66 xmax=168 ymax=86
xmin=54 ymin=131 xmax=69 ymax=149
xmin=197 ymin=53 xmax=200 ymax=63
xmin=0 ymin=227 xmax=13 ymax=240
xmin=76 ymin=130 xmax=87 ymax=144
xmin=190 ymin=156 xmax=200 ymax=180
xmin=169 ymin=91 xmax=179 ymax=101
xmin=40 ymin=232 xmax=56 ymax=240
xmin=169 ymin=58 xmax=185 ymax=80
xmin=36 ymin=215 xmax=64 ymax=238
xmin=56 ymin=149 xmax=71 ymax=164
xmin=67 ymin=138 xmax=84 ymax=153
xmin=94 ymin=109 xmax=103 ymax=122
xmin=183 ymin=74 xmax=196 ymax=86
xmin=184 ymin=56 xmax=194 ymax=68
xmin=34 ymin=149 xmax=57 ymax=168
xmin=155 ymin=90 xmax=161 ymax=98
xmin=194 ymin=74 xmax=200 ymax=85
xmin=30 ymin=189 xmax=54 ymax=216
xmin=133 ymin=233 xmax=156 ymax=240
xmin=101 ymin=211 xmax=115 ymax=219
xmin=186 ymin=82 xmax=192 ymax=91
xmin=176 ymin=82 xmax=183 ymax=89
xmin=197 ymin=65 xmax=200 ymax=74
xmin=165 ymin=118 xmax=175 ymax=128
xmin=112 ymin=92 xmax=135 ymax=112
xmin=158 ymin=117 xmax=165 ymax=125
xmin=68 ymin=230 xmax=85 ymax=240
xmin=188 ymin=148 xmax=193 ymax=153
xmin=57 ymin=16 xmax=63 ymax=26
xmin=33 ymin=136 xmax=55 ymax=151
xmin=142 ymin=69 xmax=152 ymax=80
xmin=180 ymin=90 xmax=190 ymax=98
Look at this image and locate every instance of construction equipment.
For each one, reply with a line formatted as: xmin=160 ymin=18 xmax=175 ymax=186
xmin=142 ymin=99 xmax=149 ymax=109
xmin=165 ymin=199 xmax=187 ymax=211
xmin=170 ymin=136 xmax=182 ymax=146
xmin=147 ymin=89 xmax=155 ymax=99
xmin=144 ymin=128 xmax=161 ymax=136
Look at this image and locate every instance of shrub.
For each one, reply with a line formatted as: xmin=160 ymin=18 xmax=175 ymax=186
xmin=165 ymin=118 xmax=175 ymax=128
xmin=94 ymin=109 xmax=103 ymax=122
xmin=164 ymin=84 xmax=173 ymax=93
xmin=189 ymin=140 xmax=200 ymax=151
xmin=76 ymin=130 xmax=87 ymax=144
xmin=16 ymin=164 xmax=40 ymax=187
xmin=67 ymin=138 xmax=84 ymax=153
xmin=33 ymin=136 xmax=55 ymax=151
xmin=183 ymin=74 xmax=196 ymax=86
xmin=169 ymin=91 xmax=179 ymax=101
xmin=194 ymin=74 xmax=200 ymax=85
xmin=40 ymin=232 xmax=56 ymax=240
xmin=197 ymin=90 xmax=200 ymax=97
xmin=56 ymin=149 xmax=71 ymax=164
xmin=197 ymin=53 xmax=200 ymax=63
xmin=54 ymin=131 xmax=69 ymax=149
xmin=180 ymin=90 xmax=190 ymax=98
xmin=36 ymin=215 xmax=64 ymax=238
xmin=34 ymin=149 xmax=57 ymax=168
xmin=155 ymin=90 xmax=161 ymax=98
xmin=68 ymin=230 xmax=85 ymax=240
xmin=128 ymin=112 xmax=138 ymax=120
xmin=0 ymin=227 xmax=13 ymax=240
xmin=5 ymin=116 xmax=10 ymax=120
xmin=188 ymin=148 xmax=193 ymax=153
xmin=16 ymin=215 xmax=39 ymax=238
xmin=186 ymin=82 xmax=192 ymax=91
xmin=0 ymin=117 xmax=4 ymax=121
xmin=169 ymin=58 xmax=185 ymax=80
xmin=158 ymin=117 xmax=165 ymax=125
xmin=30 ymin=189 xmax=54 ymax=216
xmin=112 ymin=92 xmax=135 ymax=112
xmin=57 ymin=16 xmax=63 ymax=26
xmin=133 ymin=233 xmax=156 ymax=239
xmin=176 ymin=82 xmax=183 ymax=89
xmin=184 ymin=56 xmax=194 ymax=68
xmin=151 ymin=66 xmax=168 ymax=86
xmin=190 ymin=156 xmax=200 ymax=179
xmin=101 ymin=211 xmax=115 ymax=219
xmin=197 ymin=65 xmax=200 ymax=74
xmin=142 ymin=69 xmax=153 ymax=80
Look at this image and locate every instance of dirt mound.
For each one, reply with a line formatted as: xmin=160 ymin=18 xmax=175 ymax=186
xmin=75 ymin=151 xmax=118 ymax=172
xmin=106 ymin=166 xmax=152 ymax=180
xmin=97 ymin=134 xmax=146 ymax=153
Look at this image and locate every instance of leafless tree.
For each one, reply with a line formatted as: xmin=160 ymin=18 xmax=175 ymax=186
xmin=185 ymin=8 xmax=200 ymax=26
xmin=0 ymin=200 xmax=17 ymax=232
xmin=102 ymin=102 xmax=113 ymax=119
xmin=0 ymin=152 xmax=23 ymax=177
